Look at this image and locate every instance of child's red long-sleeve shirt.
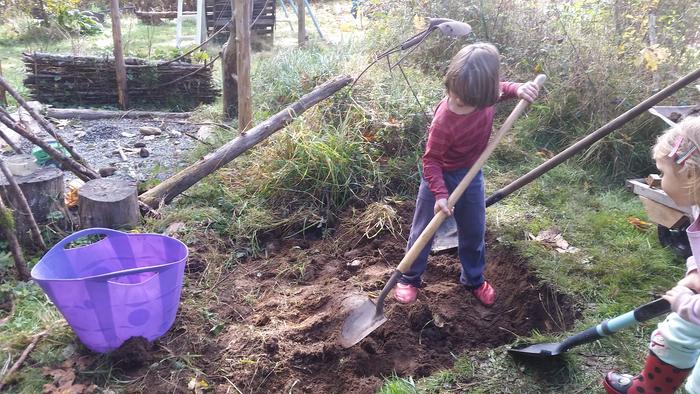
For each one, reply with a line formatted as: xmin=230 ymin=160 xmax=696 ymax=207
xmin=422 ymin=82 xmax=521 ymax=200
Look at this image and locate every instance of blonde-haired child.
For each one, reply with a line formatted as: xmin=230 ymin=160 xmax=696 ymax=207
xmin=605 ymin=116 xmax=700 ymax=393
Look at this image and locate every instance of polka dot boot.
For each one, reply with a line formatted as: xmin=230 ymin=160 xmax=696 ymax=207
xmin=603 ymin=351 xmax=692 ymax=394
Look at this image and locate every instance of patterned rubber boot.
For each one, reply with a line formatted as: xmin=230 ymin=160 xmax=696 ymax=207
xmin=603 ymin=351 xmax=691 ymax=394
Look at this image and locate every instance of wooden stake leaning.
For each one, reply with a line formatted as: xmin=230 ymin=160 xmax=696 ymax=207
xmin=0 ymin=127 xmax=22 ymax=154
xmin=0 ymin=195 xmax=29 ymax=281
xmin=0 ymin=159 xmax=46 ymax=250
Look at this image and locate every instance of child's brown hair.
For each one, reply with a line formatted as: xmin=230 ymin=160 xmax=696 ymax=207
xmin=653 ymin=116 xmax=700 ymax=204
xmin=444 ymin=43 xmax=501 ymax=108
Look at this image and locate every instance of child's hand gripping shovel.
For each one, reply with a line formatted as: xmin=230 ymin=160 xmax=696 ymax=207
xmin=339 ymin=74 xmax=547 ymax=348
xmin=508 ymin=298 xmax=671 ymax=359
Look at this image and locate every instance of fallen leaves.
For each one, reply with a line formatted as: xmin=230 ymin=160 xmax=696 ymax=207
xmin=188 ymin=376 xmax=210 ymax=393
xmin=42 ymin=367 xmax=96 ymax=394
xmin=627 ymin=216 xmax=653 ymax=231
xmin=528 ymin=227 xmax=580 ymax=254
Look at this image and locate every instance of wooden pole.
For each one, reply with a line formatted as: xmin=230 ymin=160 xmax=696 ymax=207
xmin=140 ymin=75 xmax=353 ymax=208
xmin=235 ymin=0 xmax=253 ymax=131
xmin=110 ymin=0 xmax=129 ymax=109
xmin=222 ymin=0 xmax=238 ymax=120
xmin=0 ymin=159 xmax=46 ymax=250
xmin=297 ymin=0 xmax=306 ymax=46
xmin=0 ymin=128 xmax=22 ymax=154
xmin=0 ymin=60 xmax=6 ymax=107
xmin=0 ymin=196 xmax=29 ymax=281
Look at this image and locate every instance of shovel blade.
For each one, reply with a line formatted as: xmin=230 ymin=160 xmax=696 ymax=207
xmin=339 ymin=298 xmax=387 ymax=348
xmin=508 ymin=343 xmax=563 ymax=358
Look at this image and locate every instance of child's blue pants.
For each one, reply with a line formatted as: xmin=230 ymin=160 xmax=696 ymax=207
xmin=400 ymin=168 xmax=486 ymax=288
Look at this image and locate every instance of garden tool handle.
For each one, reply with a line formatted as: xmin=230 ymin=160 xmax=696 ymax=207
xmin=559 ymin=298 xmax=671 ymax=352
xmin=395 ymin=74 xmax=547 ymax=274
xmin=48 ymin=228 xmax=128 ymax=255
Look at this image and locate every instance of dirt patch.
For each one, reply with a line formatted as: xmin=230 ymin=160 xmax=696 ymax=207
xmin=167 ymin=201 xmax=577 ymax=393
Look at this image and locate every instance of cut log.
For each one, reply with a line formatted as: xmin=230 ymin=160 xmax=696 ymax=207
xmin=46 ymin=108 xmax=193 ymax=120
xmin=0 ymin=167 xmax=66 ymax=247
xmin=78 ymin=177 xmax=140 ymax=229
xmin=140 ymin=74 xmax=353 ymax=208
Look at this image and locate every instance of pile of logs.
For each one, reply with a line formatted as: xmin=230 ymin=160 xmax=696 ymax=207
xmin=23 ymin=53 xmax=219 ymax=110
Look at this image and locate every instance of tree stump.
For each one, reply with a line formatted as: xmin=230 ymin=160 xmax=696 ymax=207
xmin=0 ymin=167 xmax=67 ymax=246
xmin=78 ymin=178 xmax=140 ymax=229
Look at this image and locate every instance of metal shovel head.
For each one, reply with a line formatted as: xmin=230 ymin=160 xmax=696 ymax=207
xmin=508 ymin=342 xmax=564 ymax=358
xmin=436 ymin=21 xmax=472 ymax=38
xmin=339 ymin=298 xmax=387 ymax=348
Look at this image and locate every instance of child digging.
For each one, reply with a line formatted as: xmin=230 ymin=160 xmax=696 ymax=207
xmin=605 ymin=116 xmax=700 ymax=394
xmin=393 ymin=43 xmax=539 ymax=306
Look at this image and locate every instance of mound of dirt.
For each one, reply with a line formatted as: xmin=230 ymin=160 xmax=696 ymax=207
xmin=191 ymin=201 xmax=580 ymax=393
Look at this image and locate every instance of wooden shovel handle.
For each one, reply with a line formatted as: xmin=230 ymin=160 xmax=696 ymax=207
xmin=396 ymin=74 xmax=547 ymax=274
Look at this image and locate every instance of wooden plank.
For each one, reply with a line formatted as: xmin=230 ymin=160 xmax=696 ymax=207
xmin=639 ymin=196 xmax=689 ymax=229
xmin=625 ymin=179 xmax=694 ymax=216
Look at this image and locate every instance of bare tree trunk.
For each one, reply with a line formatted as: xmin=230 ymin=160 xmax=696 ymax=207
xmin=236 ymin=0 xmax=253 ymax=131
xmin=297 ymin=0 xmax=306 ymax=46
xmin=110 ymin=0 xmax=129 ymax=109
xmin=0 ymin=196 xmax=30 ymax=281
xmin=222 ymin=0 xmax=238 ymax=120
xmin=46 ymin=108 xmax=192 ymax=120
xmin=0 ymin=159 xmax=46 ymax=250
xmin=0 ymin=60 xmax=6 ymax=107
xmin=140 ymin=75 xmax=353 ymax=208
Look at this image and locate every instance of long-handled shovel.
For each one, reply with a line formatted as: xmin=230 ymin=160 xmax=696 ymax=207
xmin=339 ymin=74 xmax=547 ymax=348
xmin=509 ymin=298 xmax=670 ymax=359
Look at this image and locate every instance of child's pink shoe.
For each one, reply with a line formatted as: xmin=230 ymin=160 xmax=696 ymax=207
xmin=471 ymin=281 xmax=496 ymax=306
xmin=394 ymin=283 xmax=418 ymax=304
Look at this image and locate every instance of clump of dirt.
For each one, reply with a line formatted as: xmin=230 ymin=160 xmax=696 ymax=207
xmin=109 ymin=337 xmax=153 ymax=371
xmin=182 ymin=200 xmax=580 ymax=393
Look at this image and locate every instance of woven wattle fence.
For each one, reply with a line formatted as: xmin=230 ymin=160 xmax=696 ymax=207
xmin=23 ymin=52 xmax=219 ymax=110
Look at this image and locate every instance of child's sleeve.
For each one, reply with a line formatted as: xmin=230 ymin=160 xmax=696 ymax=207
xmin=498 ymin=82 xmax=521 ymax=102
xmin=422 ymin=119 xmax=451 ymax=200
xmin=670 ymin=286 xmax=700 ymax=325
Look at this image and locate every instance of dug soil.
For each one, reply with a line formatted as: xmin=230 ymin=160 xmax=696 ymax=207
xmin=68 ymin=201 xmax=578 ymax=393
